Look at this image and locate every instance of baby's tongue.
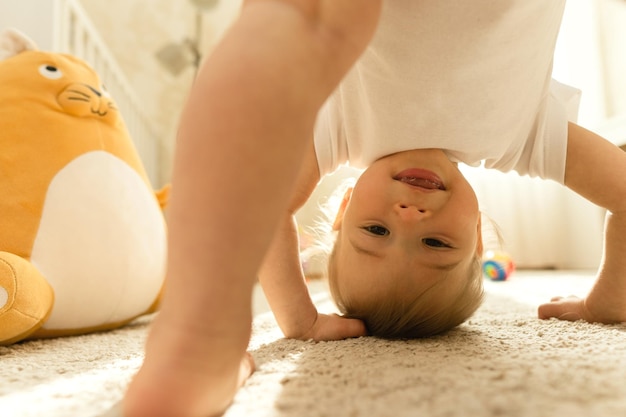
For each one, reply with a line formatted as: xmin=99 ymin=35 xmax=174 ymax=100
xmin=394 ymin=168 xmax=445 ymax=190
xmin=398 ymin=177 xmax=441 ymax=189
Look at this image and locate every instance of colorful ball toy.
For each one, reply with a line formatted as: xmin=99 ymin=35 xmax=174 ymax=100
xmin=482 ymin=250 xmax=515 ymax=281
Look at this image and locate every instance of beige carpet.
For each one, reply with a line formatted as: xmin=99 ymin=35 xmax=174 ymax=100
xmin=2 ymin=271 xmax=626 ymax=417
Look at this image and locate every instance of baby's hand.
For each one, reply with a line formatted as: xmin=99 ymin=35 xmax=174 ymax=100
xmin=538 ymin=296 xmax=592 ymax=322
xmin=538 ymin=294 xmax=626 ymax=324
xmin=298 ymin=313 xmax=367 ymax=341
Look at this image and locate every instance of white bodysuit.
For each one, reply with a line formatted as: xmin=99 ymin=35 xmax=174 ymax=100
xmin=314 ymin=0 xmax=580 ymax=184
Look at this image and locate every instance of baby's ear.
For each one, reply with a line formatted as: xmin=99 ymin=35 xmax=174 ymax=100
xmin=332 ymin=187 xmax=353 ymax=231
xmin=0 ymin=28 xmax=38 ymax=61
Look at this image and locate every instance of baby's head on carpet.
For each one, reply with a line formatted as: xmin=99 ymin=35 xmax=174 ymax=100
xmin=318 ymin=149 xmax=485 ymax=338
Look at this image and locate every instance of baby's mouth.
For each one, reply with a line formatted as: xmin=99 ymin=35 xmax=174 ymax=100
xmin=393 ymin=168 xmax=446 ymax=190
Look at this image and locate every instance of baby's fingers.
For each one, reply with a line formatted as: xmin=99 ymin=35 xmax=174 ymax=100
xmin=309 ymin=314 xmax=367 ymax=341
xmin=334 ymin=315 xmax=368 ymax=339
xmin=538 ymin=295 xmax=585 ymax=321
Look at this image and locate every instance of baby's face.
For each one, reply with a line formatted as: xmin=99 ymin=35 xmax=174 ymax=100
xmin=333 ymin=149 xmax=482 ymax=305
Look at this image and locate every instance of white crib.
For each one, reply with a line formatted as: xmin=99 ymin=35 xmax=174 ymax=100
xmin=0 ymin=0 xmax=163 ymax=186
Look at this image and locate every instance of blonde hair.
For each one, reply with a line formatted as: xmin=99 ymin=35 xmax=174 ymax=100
xmin=327 ymin=241 xmax=484 ymax=339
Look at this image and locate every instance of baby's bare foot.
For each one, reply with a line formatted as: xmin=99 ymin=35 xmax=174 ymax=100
xmin=122 ymin=313 xmax=254 ymax=417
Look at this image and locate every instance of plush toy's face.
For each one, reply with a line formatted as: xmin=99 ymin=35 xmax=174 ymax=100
xmin=46 ymin=60 xmax=115 ymax=119
xmin=0 ymin=50 xmax=145 ymax=174
xmin=0 ymin=47 xmax=149 ymax=259
xmin=3 ymin=52 xmax=116 ymax=120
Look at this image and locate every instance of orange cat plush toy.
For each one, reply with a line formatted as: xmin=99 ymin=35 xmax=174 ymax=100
xmin=0 ymin=29 xmax=168 ymax=345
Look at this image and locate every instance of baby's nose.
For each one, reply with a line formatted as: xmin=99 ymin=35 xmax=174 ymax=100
xmin=395 ymin=203 xmax=429 ymax=221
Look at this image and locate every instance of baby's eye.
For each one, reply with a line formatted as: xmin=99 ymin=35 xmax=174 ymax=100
xmin=423 ymin=238 xmax=451 ymax=248
xmin=363 ymin=225 xmax=389 ymax=236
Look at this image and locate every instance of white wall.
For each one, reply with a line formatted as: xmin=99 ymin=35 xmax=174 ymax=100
xmin=0 ymin=0 xmax=56 ymax=50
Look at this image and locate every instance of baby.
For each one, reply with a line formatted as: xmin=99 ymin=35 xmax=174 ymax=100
xmin=259 ymin=0 xmax=581 ymax=341
xmin=122 ymin=1 xmax=626 ymax=417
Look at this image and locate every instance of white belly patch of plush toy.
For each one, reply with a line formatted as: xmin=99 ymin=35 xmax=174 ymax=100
xmin=31 ymin=151 xmax=166 ymax=330
xmin=0 ymin=29 xmax=168 ymax=344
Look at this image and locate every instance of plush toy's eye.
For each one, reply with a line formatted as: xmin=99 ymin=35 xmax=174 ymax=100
xmin=39 ymin=64 xmax=63 ymax=80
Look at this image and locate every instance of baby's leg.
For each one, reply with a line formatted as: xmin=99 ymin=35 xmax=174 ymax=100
xmin=123 ymin=1 xmax=381 ymax=417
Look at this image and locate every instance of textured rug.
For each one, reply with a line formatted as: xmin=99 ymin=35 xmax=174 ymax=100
xmin=2 ymin=271 xmax=626 ymax=417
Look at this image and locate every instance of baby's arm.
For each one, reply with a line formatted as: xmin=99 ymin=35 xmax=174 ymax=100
xmin=539 ymin=122 xmax=626 ymax=323
xmin=259 ymin=143 xmax=367 ymax=340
